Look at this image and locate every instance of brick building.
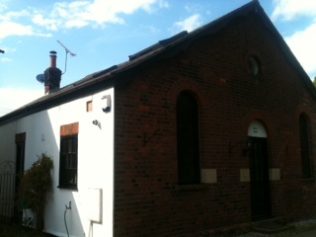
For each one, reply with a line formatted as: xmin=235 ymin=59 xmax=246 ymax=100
xmin=1 ymin=1 xmax=316 ymax=236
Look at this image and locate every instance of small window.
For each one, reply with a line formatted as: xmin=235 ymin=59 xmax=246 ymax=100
xmin=177 ymin=91 xmax=200 ymax=185
xmin=59 ymin=123 xmax=79 ymax=190
xmin=86 ymin=100 xmax=93 ymax=112
xmin=299 ymin=114 xmax=313 ymax=178
xmin=248 ymin=56 xmax=261 ymax=77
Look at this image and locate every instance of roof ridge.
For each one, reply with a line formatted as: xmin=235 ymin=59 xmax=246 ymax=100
xmin=128 ymin=31 xmax=188 ymax=61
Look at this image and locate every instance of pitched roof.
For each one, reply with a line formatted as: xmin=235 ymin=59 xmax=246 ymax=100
xmin=0 ymin=0 xmax=314 ymax=125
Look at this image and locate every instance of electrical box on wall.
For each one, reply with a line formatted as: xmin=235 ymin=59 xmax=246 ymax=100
xmin=87 ymin=188 xmax=103 ymax=223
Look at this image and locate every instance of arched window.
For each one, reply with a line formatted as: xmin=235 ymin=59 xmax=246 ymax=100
xmin=177 ymin=91 xmax=200 ymax=184
xmin=248 ymin=55 xmax=261 ymax=78
xmin=299 ymin=114 xmax=313 ymax=178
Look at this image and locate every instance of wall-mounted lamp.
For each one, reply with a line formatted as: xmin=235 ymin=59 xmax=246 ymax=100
xmin=228 ymin=139 xmax=252 ymax=157
xmin=101 ymin=95 xmax=111 ymax=113
xmin=92 ymin=119 xmax=102 ymax=129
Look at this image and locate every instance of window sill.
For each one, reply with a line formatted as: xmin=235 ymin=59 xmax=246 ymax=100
xmin=174 ymin=184 xmax=210 ymax=192
xmin=58 ymin=185 xmax=78 ymax=191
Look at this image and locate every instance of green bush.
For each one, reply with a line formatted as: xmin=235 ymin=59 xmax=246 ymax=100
xmin=19 ymin=154 xmax=53 ymax=231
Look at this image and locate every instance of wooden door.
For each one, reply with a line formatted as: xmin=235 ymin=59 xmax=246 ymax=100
xmin=249 ymin=137 xmax=270 ymax=221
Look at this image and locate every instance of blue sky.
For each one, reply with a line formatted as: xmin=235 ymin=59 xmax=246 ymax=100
xmin=1 ymin=0 xmax=316 ymax=116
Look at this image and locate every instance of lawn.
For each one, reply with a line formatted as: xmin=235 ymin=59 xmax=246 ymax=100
xmin=0 ymin=223 xmax=52 ymax=237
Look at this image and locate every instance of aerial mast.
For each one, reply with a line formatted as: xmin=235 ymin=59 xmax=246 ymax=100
xmin=57 ymin=40 xmax=76 ymax=74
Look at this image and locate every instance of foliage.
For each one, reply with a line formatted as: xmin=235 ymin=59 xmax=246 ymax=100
xmin=313 ymin=77 xmax=316 ymax=88
xmin=19 ymin=154 xmax=53 ymax=231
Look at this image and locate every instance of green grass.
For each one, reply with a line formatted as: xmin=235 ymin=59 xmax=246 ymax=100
xmin=0 ymin=223 xmax=52 ymax=237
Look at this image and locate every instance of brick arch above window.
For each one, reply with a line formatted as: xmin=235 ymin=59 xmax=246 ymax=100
xmin=167 ymin=79 xmax=208 ymax=111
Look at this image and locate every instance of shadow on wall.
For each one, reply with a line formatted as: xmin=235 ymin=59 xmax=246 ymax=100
xmin=0 ymin=122 xmax=18 ymax=223
xmin=16 ymin=110 xmax=85 ymax=236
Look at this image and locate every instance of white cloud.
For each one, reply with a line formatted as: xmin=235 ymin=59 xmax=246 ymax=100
xmin=285 ymin=22 xmax=316 ymax=78
xmin=32 ymin=13 xmax=59 ymax=31
xmin=0 ymin=7 xmax=52 ymax=39
xmin=272 ymin=0 xmax=316 ymax=21
xmin=0 ymin=88 xmax=43 ymax=117
xmin=0 ymin=3 xmax=7 ymax=12
xmin=158 ymin=0 xmax=169 ymax=9
xmin=271 ymin=0 xmax=316 ymax=78
xmin=32 ymin=0 xmax=164 ymax=30
xmin=0 ymin=9 xmax=31 ymax=25
xmin=0 ymin=21 xmax=34 ymax=39
xmin=174 ymin=14 xmax=202 ymax=32
xmin=0 ymin=0 xmax=166 ymax=39
xmin=51 ymin=0 xmax=159 ymax=28
xmin=0 ymin=0 xmax=9 ymax=12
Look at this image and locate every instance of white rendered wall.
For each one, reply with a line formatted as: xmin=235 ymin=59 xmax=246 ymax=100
xmin=0 ymin=87 xmax=114 ymax=237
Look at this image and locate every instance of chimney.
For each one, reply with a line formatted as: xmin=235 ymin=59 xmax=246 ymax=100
xmin=44 ymin=51 xmax=62 ymax=94
xmin=50 ymin=50 xmax=57 ymax=68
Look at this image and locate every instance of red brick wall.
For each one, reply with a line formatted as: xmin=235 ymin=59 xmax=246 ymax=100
xmin=113 ymin=13 xmax=316 ymax=236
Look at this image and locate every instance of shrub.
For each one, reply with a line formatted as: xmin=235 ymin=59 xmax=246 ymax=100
xmin=19 ymin=154 xmax=53 ymax=231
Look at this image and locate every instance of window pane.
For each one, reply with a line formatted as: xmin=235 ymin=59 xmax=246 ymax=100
xmin=177 ymin=91 xmax=200 ymax=184
xmin=300 ymin=114 xmax=313 ymax=178
xmin=59 ymin=135 xmax=78 ymax=189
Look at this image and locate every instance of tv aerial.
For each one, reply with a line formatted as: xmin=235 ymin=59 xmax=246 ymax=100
xmin=57 ymin=40 xmax=76 ymax=74
xmin=36 ymin=41 xmax=76 ymax=84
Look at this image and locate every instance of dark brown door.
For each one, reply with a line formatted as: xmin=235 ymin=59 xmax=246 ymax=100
xmin=15 ymin=133 xmax=26 ymax=222
xmin=249 ymin=137 xmax=270 ymax=221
